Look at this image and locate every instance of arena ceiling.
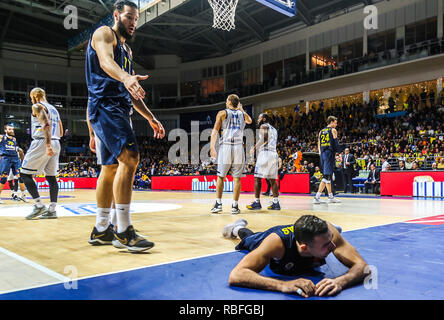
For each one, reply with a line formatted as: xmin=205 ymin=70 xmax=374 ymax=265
xmin=0 ymin=0 xmax=382 ymax=67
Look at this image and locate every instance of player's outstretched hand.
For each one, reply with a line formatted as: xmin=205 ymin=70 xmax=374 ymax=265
xmin=124 ymin=74 xmax=149 ymax=100
xmin=150 ymin=118 xmax=165 ymax=139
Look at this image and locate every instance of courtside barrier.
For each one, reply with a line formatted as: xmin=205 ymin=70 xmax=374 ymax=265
xmin=152 ymin=173 xmax=310 ymax=194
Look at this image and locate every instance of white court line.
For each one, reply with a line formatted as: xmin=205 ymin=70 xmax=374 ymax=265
xmin=0 ymin=249 xmax=239 ymax=296
xmin=0 ymin=246 xmax=70 ymax=294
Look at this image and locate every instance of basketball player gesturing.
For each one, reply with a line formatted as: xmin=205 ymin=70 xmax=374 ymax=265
xmin=86 ymin=0 xmax=165 ymax=252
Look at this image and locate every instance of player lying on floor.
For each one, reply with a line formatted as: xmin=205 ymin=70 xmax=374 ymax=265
xmin=223 ymin=215 xmax=369 ymax=297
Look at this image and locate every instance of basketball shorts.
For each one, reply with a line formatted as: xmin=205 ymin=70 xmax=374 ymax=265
xmin=0 ymin=156 xmax=21 ymax=177
xmin=320 ymin=149 xmax=335 ymax=176
xmin=21 ymin=139 xmax=60 ymax=176
xmin=89 ymin=98 xmax=138 ymax=166
xmin=254 ymin=150 xmax=279 ymax=180
xmin=8 ymin=168 xmax=18 ymax=181
xmin=235 ymin=226 xmax=281 ymax=252
xmin=217 ymin=143 xmax=245 ymax=178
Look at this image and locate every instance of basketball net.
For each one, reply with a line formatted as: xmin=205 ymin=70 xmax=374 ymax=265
xmin=208 ymin=0 xmax=239 ymax=31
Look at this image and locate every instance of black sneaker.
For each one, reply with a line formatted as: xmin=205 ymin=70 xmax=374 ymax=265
xmin=267 ymin=201 xmax=281 ymax=210
xmin=231 ymin=204 xmax=241 ymax=215
xmin=112 ymin=225 xmax=154 ymax=253
xmin=88 ymin=224 xmax=114 ymax=246
xmin=12 ymin=194 xmax=20 ymax=201
xmin=246 ymin=201 xmax=262 ymax=210
xmin=210 ymin=201 xmax=222 ymax=214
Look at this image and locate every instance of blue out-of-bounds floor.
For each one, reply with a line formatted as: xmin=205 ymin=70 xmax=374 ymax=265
xmin=1 ymin=222 xmax=444 ymax=300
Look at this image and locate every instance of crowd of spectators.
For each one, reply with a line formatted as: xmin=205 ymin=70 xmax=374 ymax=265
xmin=54 ymin=88 xmax=443 ymax=192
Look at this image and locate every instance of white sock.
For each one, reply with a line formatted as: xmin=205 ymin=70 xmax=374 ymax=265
xmin=328 ymin=193 xmax=334 ymax=198
xmin=116 ymin=204 xmax=131 ymax=233
xmin=232 ymin=200 xmax=238 ymax=207
xmin=273 ymin=197 xmax=279 ymax=203
xmin=34 ymin=197 xmax=43 ymax=208
xmin=315 ymin=192 xmax=321 ymax=199
xmin=232 ymin=225 xmax=243 ymax=238
xmin=49 ymin=202 xmax=57 ymax=212
xmin=95 ymin=208 xmax=111 ymax=232
xmin=110 ymin=208 xmax=117 ymax=226
xmin=216 ymin=198 xmax=222 ymax=204
xmin=254 ymin=198 xmax=260 ymax=203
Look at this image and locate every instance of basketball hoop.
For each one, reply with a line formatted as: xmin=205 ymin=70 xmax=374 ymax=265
xmin=208 ymin=0 xmax=239 ymax=31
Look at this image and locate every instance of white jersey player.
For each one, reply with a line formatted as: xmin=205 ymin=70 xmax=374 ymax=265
xmin=22 ymin=88 xmax=63 ymax=220
xmin=210 ymin=94 xmax=252 ymax=214
xmin=247 ymin=113 xmax=281 ymax=211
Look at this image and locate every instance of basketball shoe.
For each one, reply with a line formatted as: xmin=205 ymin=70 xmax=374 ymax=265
xmin=112 ymin=225 xmax=154 ymax=252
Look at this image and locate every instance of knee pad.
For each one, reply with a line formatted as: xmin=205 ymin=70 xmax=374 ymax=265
xmin=0 ymin=177 xmax=7 ymax=185
xmin=18 ymin=176 xmax=24 ymax=184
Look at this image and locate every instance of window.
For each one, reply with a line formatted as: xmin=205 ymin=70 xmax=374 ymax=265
xmin=157 ymin=83 xmax=177 ymax=97
xmin=202 ymin=78 xmax=224 ymax=97
xmin=226 ymin=60 xmax=242 ymax=74
xmin=338 ymin=39 xmax=362 ymax=62
xmin=71 ymin=83 xmax=88 ymax=96
xmin=368 ymin=29 xmax=396 ymax=53
xmin=226 ymin=73 xmax=242 ymax=90
xmin=201 ymin=66 xmax=223 ymax=79
xmin=284 ymin=54 xmax=306 ymax=82
xmin=181 ymin=81 xmax=201 ymax=96
xmin=243 ymin=68 xmax=260 ymax=86
xmin=263 ymin=61 xmax=283 ymax=86
xmin=4 ymin=77 xmax=34 ymax=92
xmin=405 ymin=18 xmax=438 ymax=46
xmin=310 ymin=47 xmax=334 ymax=68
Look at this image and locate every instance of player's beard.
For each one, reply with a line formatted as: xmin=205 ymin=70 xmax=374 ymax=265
xmin=117 ymin=18 xmax=133 ymax=41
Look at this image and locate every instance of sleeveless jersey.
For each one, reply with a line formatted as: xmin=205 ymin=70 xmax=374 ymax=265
xmin=0 ymin=135 xmax=18 ymax=157
xmin=31 ymin=102 xmax=61 ymax=140
xmin=220 ymin=108 xmax=245 ymax=145
xmin=319 ymin=127 xmax=335 ymax=153
xmin=236 ymin=224 xmax=326 ymax=275
xmin=259 ymin=123 xmax=277 ymax=153
xmin=85 ymin=27 xmax=133 ymax=106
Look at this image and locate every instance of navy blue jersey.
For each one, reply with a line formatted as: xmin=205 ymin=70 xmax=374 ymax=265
xmin=85 ymin=27 xmax=133 ymax=121
xmin=0 ymin=135 xmax=18 ymax=157
xmin=236 ymin=224 xmax=325 ymax=275
xmin=319 ymin=127 xmax=335 ymax=153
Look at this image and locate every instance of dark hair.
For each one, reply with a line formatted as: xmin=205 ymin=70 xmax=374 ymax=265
xmin=327 ymin=115 xmax=337 ymax=125
xmin=293 ymin=215 xmax=329 ymax=244
xmin=114 ymin=0 xmax=138 ymax=12
xmin=4 ymin=124 xmax=13 ymax=130
xmin=261 ymin=113 xmax=271 ymax=124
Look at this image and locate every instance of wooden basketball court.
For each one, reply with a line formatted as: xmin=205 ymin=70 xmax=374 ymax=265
xmin=1 ymin=188 xmax=435 ymax=296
